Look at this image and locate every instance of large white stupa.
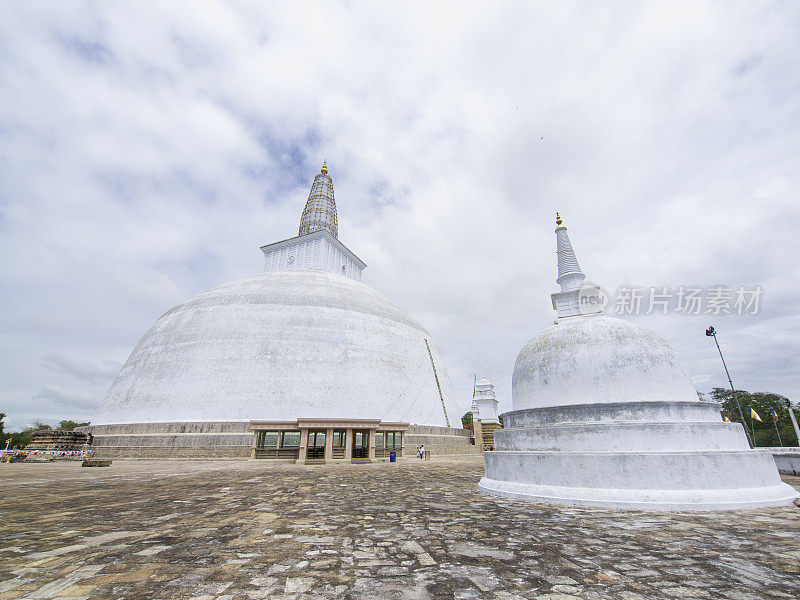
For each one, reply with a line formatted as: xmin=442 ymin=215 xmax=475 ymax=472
xmin=479 ymin=214 xmax=798 ymax=510
xmin=89 ymin=163 xmax=471 ymax=461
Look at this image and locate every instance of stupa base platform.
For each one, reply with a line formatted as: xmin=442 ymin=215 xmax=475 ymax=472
xmin=86 ymin=422 xmax=477 ymax=459
xmin=479 ymin=478 xmax=799 ymax=510
xmin=480 ymin=449 xmax=800 ymax=511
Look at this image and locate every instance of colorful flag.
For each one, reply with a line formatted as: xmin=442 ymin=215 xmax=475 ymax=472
xmin=751 ymin=408 xmax=763 ymax=422
xmin=723 ymin=416 xmax=731 ymax=422
xmin=768 ymin=404 xmax=779 ymax=423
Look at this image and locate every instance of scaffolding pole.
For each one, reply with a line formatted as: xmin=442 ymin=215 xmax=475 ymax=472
xmin=424 ymin=338 xmax=450 ymax=428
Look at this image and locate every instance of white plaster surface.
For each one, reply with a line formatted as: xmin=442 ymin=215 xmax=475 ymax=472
xmin=493 ymin=421 xmax=749 ymax=452
xmin=92 ymin=271 xmax=457 ymax=427
xmin=481 ymin=447 xmax=799 ymax=510
xmin=486 ymin=313 xmax=799 ymax=510
xmin=503 ymin=400 xmax=723 ymax=427
xmin=513 ymin=315 xmax=700 ymax=411
xmin=483 ymin=449 xmax=783 ymax=490
xmin=260 ymin=229 xmax=365 ymax=281
xmin=766 ymin=447 xmax=800 ymax=475
xmin=477 ymin=479 xmax=799 ymax=510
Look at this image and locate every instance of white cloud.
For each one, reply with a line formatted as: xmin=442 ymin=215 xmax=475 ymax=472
xmin=42 ymin=353 xmax=121 ymax=384
xmin=1 ymin=1 xmax=799 ymax=428
xmin=34 ymin=384 xmax=98 ymax=412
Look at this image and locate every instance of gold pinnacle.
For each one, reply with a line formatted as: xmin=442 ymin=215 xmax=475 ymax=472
xmin=321 ymin=160 xmax=328 ymax=175
xmin=556 ymin=212 xmax=564 ymax=228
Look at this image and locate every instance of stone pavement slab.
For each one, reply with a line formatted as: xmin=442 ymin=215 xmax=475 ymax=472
xmin=1 ymin=457 xmax=798 ymax=600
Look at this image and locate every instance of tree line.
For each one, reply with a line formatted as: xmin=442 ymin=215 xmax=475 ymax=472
xmin=705 ymin=388 xmax=798 ymax=447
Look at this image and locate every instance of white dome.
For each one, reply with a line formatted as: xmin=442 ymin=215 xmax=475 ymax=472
xmin=512 ymin=315 xmax=699 ymax=411
xmin=92 ymin=271 xmax=456 ymax=427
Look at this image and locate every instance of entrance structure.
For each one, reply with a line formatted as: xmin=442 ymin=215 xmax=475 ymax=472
xmin=250 ymin=419 xmax=407 ymax=463
xmin=479 ymin=214 xmax=799 ymax=510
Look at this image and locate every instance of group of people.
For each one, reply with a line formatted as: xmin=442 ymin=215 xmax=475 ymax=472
xmin=415 ymin=444 xmax=427 ymax=460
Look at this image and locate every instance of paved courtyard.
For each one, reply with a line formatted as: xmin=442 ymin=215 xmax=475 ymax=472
xmin=1 ymin=456 xmax=798 ymax=600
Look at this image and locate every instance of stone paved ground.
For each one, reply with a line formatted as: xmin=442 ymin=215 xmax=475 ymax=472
xmin=1 ymin=457 xmax=798 ymax=600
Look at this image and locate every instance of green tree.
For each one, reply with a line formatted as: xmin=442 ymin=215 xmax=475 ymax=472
xmin=710 ymin=388 xmax=799 ymax=447
xmin=0 ymin=413 xmax=10 ymax=448
xmin=461 ymin=411 xmax=473 ymax=428
xmin=58 ymin=420 xmax=89 ymax=431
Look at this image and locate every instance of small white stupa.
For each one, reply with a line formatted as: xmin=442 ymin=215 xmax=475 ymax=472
xmin=479 ymin=214 xmax=799 ymax=510
xmin=473 ymin=377 xmax=500 ymax=425
xmin=472 ymin=377 xmax=502 ymax=451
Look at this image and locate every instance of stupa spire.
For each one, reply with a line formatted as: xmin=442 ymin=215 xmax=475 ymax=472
xmin=299 ymin=162 xmax=338 ymax=238
xmin=554 ymin=213 xmax=585 ymax=292
xmin=551 ymin=213 xmax=602 ymax=319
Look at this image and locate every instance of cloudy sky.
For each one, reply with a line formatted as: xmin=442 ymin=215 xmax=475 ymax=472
xmin=1 ymin=1 xmax=799 ymax=431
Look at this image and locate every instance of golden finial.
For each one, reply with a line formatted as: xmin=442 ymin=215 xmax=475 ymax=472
xmin=556 ymin=212 xmax=564 ymax=228
xmin=321 ymin=160 xmax=328 ymax=175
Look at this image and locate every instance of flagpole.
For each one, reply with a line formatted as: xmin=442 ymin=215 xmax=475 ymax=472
xmin=706 ymin=326 xmax=753 ymax=448
xmin=770 ymin=407 xmax=783 ymax=447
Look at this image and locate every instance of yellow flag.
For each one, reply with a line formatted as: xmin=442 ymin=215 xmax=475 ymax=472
xmin=750 ymin=408 xmax=763 ymax=422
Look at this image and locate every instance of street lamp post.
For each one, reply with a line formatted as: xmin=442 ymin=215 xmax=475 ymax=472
xmin=706 ymin=326 xmax=753 ymax=448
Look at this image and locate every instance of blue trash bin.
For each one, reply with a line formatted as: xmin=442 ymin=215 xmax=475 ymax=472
xmin=389 ymin=451 xmax=396 ymax=462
